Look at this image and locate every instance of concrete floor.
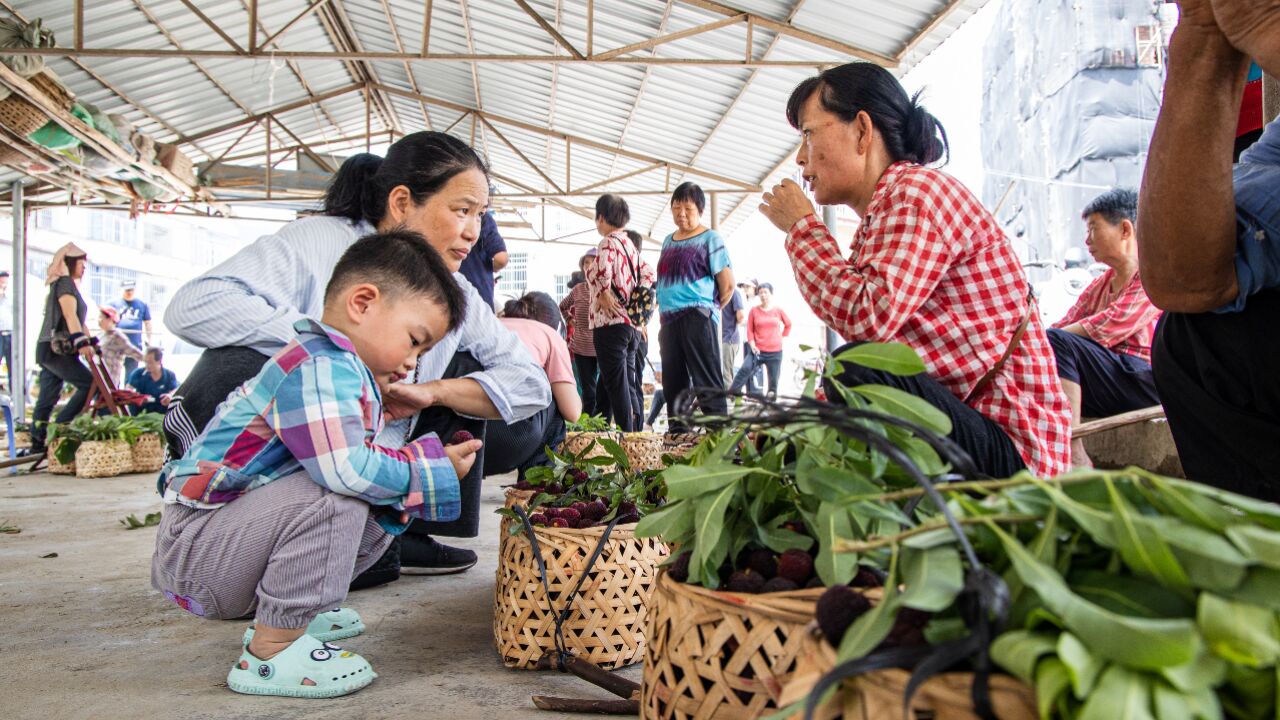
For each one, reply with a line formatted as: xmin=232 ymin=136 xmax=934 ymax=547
xmin=0 ymin=470 xmax=639 ymax=720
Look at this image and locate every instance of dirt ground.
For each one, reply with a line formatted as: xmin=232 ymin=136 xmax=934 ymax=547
xmin=0 ymin=470 xmax=639 ymax=720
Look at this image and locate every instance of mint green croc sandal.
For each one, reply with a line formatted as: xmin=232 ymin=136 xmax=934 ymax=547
xmin=227 ymin=634 xmax=375 ymax=698
xmin=242 ymin=608 xmax=365 ymax=647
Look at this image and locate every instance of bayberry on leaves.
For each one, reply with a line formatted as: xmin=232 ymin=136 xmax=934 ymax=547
xmin=528 ymin=513 xmax=548 ymax=526
xmin=549 ymin=518 xmax=570 ymax=529
xmin=725 ymin=569 xmax=766 ymax=594
xmin=815 ymin=586 xmax=872 ymax=646
xmin=761 ymin=577 xmax=799 ymax=593
xmin=559 ymin=508 xmax=582 ymax=523
xmin=745 ymin=548 xmax=778 ymax=579
xmin=776 ymin=549 xmax=815 ymax=585
xmin=668 ymin=553 xmax=691 ymax=582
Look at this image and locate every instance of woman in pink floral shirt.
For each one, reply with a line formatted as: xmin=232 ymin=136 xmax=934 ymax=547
xmin=97 ymin=306 xmax=144 ymax=386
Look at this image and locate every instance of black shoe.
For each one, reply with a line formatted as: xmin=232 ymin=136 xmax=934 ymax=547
xmin=349 ymin=536 xmax=402 ymax=591
xmin=399 ymin=533 xmax=477 ymax=576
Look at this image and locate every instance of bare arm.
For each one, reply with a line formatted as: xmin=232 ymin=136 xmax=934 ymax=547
xmin=715 ymin=267 xmax=735 ymax=307
xmin=491 ymin=251 xmax=510 ymax=272
xmin=58 ymin=295 xmax=83 ymax=335
xmin=551 ymin=381 xmax=583 ymax=423
xmin=1137 ymin=20 xmax=1250 ymax=311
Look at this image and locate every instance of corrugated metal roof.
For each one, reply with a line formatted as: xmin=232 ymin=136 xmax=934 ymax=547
xmin=1 ymin=0 xmax=988 ymax=236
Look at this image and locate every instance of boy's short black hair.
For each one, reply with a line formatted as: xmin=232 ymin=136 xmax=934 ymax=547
xmin=1082 ymin=188 xmax=1138 ymax=227
xmin=625 ymin=229 xmax=643 ymax=252
xmin=146 ymin=347 xmax=163 ymax=362
xmin=325 ymin=230 xmax=467 ymax=331
xmin=671 ymin=181 xmax=706 ymax=213
xmin=595 ymin=193 xmax=630 ymax=228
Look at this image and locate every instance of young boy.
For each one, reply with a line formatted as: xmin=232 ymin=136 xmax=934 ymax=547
xmin=97 ymin=306 xmax=145 ymax=386
xmin=151 ymin=231 xmax=481 ymax=698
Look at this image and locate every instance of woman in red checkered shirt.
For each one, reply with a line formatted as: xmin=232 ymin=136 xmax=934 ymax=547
xmin=759 ymin=63 xmax=1071 ymax=478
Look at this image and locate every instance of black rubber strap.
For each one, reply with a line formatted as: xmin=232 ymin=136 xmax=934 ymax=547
xmin=514 ymin=504 xmax=623 ymax=666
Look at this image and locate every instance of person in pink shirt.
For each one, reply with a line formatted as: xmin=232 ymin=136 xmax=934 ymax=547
xmin=730 ymin=282 xmax=791 ymax=397
xmin=1047 ymin=189 xmax=1162 ymax=467
xmin=484 ymin=292 xmax=582 ymax=479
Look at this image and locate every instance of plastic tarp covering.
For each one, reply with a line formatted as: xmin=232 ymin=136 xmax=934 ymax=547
xmin=980 ymin=0 xmax=1168 ymax=268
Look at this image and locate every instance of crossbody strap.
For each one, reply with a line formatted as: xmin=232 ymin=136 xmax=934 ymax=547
xmin=963 ymin=292 xmax=1036 ymax=405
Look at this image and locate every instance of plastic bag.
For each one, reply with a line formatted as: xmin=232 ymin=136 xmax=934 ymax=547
xmin=0 ymin=17 xmax=55 ymax=78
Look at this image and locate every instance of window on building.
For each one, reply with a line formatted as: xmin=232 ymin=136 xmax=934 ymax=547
xmin=86 ymin=264 xmax=138 ymax=308
xmin=87 ymin=212 xmax=138 ymax=248
xmin=553 ymin=274 xmax=572 ymax=301
xmin=25 ymin=252 xmax=52 ymax=279
xmin=143 ymin=223 xmax=170 ymax=252
xmin=31 ymin=210 xmax=54 ymax=230
xmin=496 ymin=252 xmax=528 ymax=299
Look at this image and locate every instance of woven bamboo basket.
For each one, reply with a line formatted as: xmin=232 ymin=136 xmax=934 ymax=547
xmin=500 ymin=487 xmax=536 ymax=537
xmin=0 ymin=94 xmax=46 ymax=137
xmin=562 ymin=431 xmax=618 ymax=470
xmin=621 ymin=432 xmax=664 ymax=471
xmin=75 ymin=439 xmax=133 ymax=478
xmin=11 ymin=430 xmax=31 ymax=450
xmin=0 ymin=142 xmax=27 ymax=166
xmin=130 ymin=433 xmax=165 ymax=473
xmin=777 ymin=624 xmax=1037 ymax=720
xmin=640 ymin=571 xmax=826 ymax=720
xmin=47 ymin=438 xmax=76 ymax=475
xmin=27 ymin=71 xmax=74 ymax=110
xmin=494 ymin=517 xmax=669 ymax=670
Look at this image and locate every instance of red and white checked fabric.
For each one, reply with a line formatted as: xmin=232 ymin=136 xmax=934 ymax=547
xmin=785 ymin=162 xmax=1071 ymax=477
xmin=586 ymin=230 xmax=655 ymax=329
xmin=1052 ymin=269 xmax=1161 ymax=363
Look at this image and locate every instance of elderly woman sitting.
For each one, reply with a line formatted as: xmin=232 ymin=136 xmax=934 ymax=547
xmin=1048 ymin=188 xmax=1162 ymax=467
xmin=759 ymin=62 xmax=1071 ymax=478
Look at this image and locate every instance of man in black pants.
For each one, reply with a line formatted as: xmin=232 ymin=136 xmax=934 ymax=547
xmin=1136 ymin=0 xmax=1280 ymax=500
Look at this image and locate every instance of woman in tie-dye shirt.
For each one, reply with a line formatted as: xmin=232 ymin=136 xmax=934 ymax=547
xmin=656 ymin=182 xmax=736 ymax=430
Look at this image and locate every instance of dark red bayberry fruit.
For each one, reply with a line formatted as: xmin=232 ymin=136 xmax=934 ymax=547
xmin=745 ymin=548 xmax=778 ymax=579
xmin=668 ymin=552 xmax=691 ymax=582
xmin=851 ymin=566 xmax=884 ymax=588
xmin=546 ymin=483 xmax=563 ymax=495
xmin=882 ymin=608 xmax=931 ymax=649
xmin=776 ymin=549 xmax=814 ymax=585
xmin=449 ymin=430 xmax=475 ymax=444
xmin=571 ymin=501 xmax=588 ymax=512
xmin=559 ymin=508 xmax=582 ymax=523
xmin=815 ymin=586 xmax=872 ymax=646
xmin=761 ymin=577 xmax=800 ymax=593
xmin=549 ymin=518 xmax=570 ymax=529
xmin=571 ymin=469 xmax=589 ymax=483
xmin=582 ymin=500 xmax=608 ymax=521
xmin=514 ymin=481 xmax=532 ymax=490
xmin=528 ymin=513 xmax=548 ymax=526
xmin=618 ymin=501 xmax=637 ymax=516
xmin=725 ymin=569 xmax=766 ymax=594
xmin=806 ymin=576 xmax=825 ymax=589
xmin=615 ymin=512 xmax=641 ymax=525
xmin=541 ymin=507 xmax=560 ymax=519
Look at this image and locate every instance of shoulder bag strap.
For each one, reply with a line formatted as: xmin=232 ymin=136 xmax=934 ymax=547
xmin=963 ymin=291 xmax=1036 ymax=405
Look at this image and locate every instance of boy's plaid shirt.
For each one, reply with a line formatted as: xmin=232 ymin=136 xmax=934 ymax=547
xmin=785 ymin=162 xmax=1071 ymax=477
xmin=159 ymin=319 xmax=459 ymax=533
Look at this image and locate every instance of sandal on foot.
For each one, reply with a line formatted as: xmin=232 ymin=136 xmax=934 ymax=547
xmin=242 ymin=608 xmax=365 ymax=647
xmin=227 ymin=634 xmax=375 ymax=698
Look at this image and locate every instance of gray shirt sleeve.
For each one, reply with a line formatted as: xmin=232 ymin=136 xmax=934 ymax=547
xmin=164 ymin=216 xmax=361 ymax=355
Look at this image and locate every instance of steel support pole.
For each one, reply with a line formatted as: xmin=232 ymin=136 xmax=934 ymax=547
xmin=822 ymin=204 xmax=842 ymax=354
xmin=11 ymin=181 xmax=26 ymax=420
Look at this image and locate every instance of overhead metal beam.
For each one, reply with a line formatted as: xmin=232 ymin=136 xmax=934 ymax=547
xmin=373 ymin=83 xmax=760 ymax=191
xmin=674 ymin=0 xmax=897 ymax=66
xmin=421 ymin=0 xmax=434 ymax=55
xmin=260 ymin=0 xmax=333 ymax=49
xmin=479 ymin=116 xmax=564 ymax=194
xmin=572 ymin=163 xmax=665 ymax=194
xmin=604 ymin=0 xmax=674 ymax=181
xmin=176 ymin=0 xmax=246 ymax=53
xmin=513 ymin=0 xmax=584 ymax=60
xmin=593 ymin=13 xmax=746 ymax=61
xmin=499 ymin=188 xmax=750 ymax=198
xmin=0 ymin=46 xmax=841 ymax=67
xmin=177 ymin=83 xmax=364 ymax=145
xmin=268 ymin=115 xmax=336 ymax=173
xmin=896 ymin=0 xmax=969 ymax=61
xmin=380 ymin=0 xmax=435 ymax=130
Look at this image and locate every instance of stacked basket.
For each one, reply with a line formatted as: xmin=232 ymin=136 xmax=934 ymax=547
xmin=776 ymin=624 xmax=1036 ymax=720
xmin=641 ymin=572 xmax=826 ymax=719
xmin=494 ymin=489 xmax=668 ymax=670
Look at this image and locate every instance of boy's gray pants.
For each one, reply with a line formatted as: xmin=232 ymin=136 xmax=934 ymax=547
xmin=151 ymin=472 xmax=395 ymax=629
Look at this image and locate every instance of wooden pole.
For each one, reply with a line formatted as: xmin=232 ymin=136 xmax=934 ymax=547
xmin=249 ymin=0 xmax=258 ymax=53
xmin=365 ymin=85 xmax=372 ymax=152
xmin=74 ymin=0 xmax=84 ymax=51
xmin=264 ymin=115 xmax=272 ymax=198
